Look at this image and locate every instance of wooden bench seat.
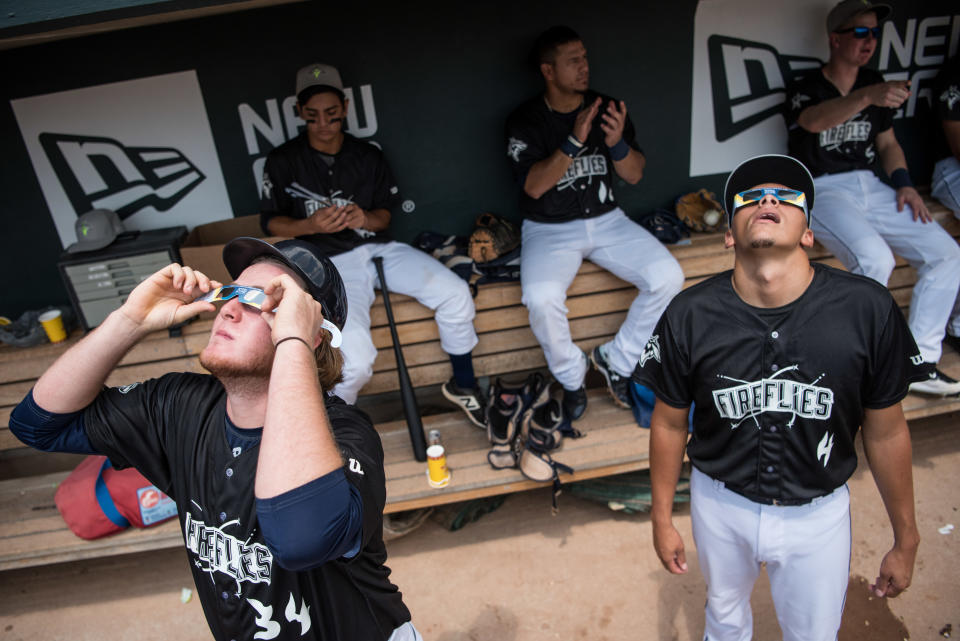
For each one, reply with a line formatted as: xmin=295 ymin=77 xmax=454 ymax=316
xmin=1 ymin=195 xmax=958 ymax=571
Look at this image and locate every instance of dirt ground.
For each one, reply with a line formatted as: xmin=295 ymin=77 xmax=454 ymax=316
xmin=0 ymin=413 xmax=956 ymax=641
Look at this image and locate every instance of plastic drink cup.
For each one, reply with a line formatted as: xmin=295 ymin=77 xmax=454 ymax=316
xmin=38 ymin=310 xmax=67 ymax=343
xmin=426 ymin=444 xmax=451 ymax=488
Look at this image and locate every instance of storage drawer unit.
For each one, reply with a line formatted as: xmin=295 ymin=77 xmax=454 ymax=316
xmin=58 ymin=227 xmax=187 ymax=330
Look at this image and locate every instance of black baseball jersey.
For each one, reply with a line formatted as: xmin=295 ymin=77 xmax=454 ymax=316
xmin=934 ymin=57 xmax=960 ymax=160
xmin=505 ymin=90 xmax=642 ymax=223
xmin=260 ymin=133 xmax=400 ymax=256
xmin=633 ymin=263 xmax=925 ymax=503
xmin=786 ymin=67 xmax=894 ymax=177
xmin=83 ymin=373 xmax=410 ymax=641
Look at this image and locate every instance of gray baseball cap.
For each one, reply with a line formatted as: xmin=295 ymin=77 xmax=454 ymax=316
xmin=827 ymin=0 xmax=891 ymax=33
xmin=295 ymin=63 xmax=344 ymax=98
xmin=66 ymin=209 xmax=125 ymax=253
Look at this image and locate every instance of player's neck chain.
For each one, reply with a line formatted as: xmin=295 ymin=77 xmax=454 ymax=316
xmin=544 ymin=93 xmax=584 ymax=114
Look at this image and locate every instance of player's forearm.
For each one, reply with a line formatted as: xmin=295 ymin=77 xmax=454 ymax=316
xmin=877 ymin=136 xmax=908 ymax=177
xmin=265 ymin=215 xmax=312 ymax=237
xmin=649 ymin=410 xmax=689 ymax=526
xmin=862 ymin=412 xmax=920 ymax=550
xmin=523 ymin=150 xmax=573 ymax=199
xmin=32 ymin=309 xmax=146 ymax=413
xmin=256 ymin=340 xmax=343 ymax=498
xmin=796 ymin=92 xmax=871 ymax=133
xmin=613 ymin=149 xmax=645 ymax=184
xmin=364 ymin=208 xmax=391 ymax=232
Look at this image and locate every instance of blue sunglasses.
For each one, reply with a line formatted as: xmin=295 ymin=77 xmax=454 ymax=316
xmin=835 ymin=26 xmax=881 ymax=39
xmin=196 ymin=285 xmax=343 ymax=348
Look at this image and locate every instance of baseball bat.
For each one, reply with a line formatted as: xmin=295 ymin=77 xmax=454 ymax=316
xmin=373 ymin=256 xmax=427 ymax=462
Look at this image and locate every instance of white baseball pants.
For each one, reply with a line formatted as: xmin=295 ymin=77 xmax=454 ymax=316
xmin=690 ymin=467 xmax=851 ymax=641
xmin=932 ymin=156 xmax=960 ymax=216
xmin=520 ymin=208 xmax=684 ymax=390
xmin=330 ymin=242 xmax=478 ymax=404
xmin=810 ymin=171 xmax=960 ymax=362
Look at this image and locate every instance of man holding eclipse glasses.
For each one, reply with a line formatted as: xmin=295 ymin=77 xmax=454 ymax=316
xmin=786 ymin=0 xmax=960 ymax=396
xmin=10 ymin=237 xmax=421 ymax=640
xmin=636 ymin=154 xmax=923 ymax=641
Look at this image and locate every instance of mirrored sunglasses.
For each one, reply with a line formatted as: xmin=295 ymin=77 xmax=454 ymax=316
xmin=196 ymin=285 xmax=343 ymax=348
xmin=835 ymin=26 xmax=881 ymax=39
xmin=733 ymin=188 xmax=807 ymax=216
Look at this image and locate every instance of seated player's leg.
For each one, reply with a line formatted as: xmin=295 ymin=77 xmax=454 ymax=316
xmin=811 ymin=172 xmax=897 ymax=284
xmin=861 ymin=172 xmax=960 ymax=394
xmin=764 ymin=486 xmax=851 ymax=641
xmin=520 ymin=218 xmax=590 ymax=418
xmin=689 ymin=467 xmax=763 ymax=641
xmin=932 ymin=156 xmax=960 ymax=216
xmin=330 ymin=246 xmax=380 ymax=404
xmin=370 ymin=242 xmax=485 ymax=425
xmin=586 ymin=209 xmax=684 ymax=407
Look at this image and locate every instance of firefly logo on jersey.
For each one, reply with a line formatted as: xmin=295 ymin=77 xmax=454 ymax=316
xmin=38 ymin=133 xmax=205 ymax=220
xmin=712 ymin=365 xmax=834 ymax=429
xmin=706 ymin=35 xmax=822 ymax=142
xmin=556 ymin=151 xmax=608 ymax=192
xmin=818 ymin=116 xmax=872 ymax=152
xmin=184 ymin=513 xmax=272 ymax=590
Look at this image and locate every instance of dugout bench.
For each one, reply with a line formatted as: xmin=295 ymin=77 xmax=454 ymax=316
xmin=1 ymin=195 xmax=959 ymax=571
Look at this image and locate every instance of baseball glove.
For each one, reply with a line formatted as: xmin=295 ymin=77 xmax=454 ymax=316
xmin=675 ymin=189 xmax=725 ymax=233
xmin=468 ymin=213 xmax=520 ymax=263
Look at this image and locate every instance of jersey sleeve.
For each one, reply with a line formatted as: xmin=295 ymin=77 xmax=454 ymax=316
xmin=935 ymin=60 xmax=960 ymax=122
xmin=785 ymin=73 xmax=818 ymax=127
xmin=621 ymin=108 xmax=643 ymax=154
xmin=327 ymin=401 xmax=387 ymax=554
xmin=82 ymin=376 xmax=178 ymax=494
xmin=259 ymin=152 xmax=295 ymax=235
xmin=863 ymin=297 xmax=925 ymax=409
xmin=631 ymin=308 xmax=693 ymax=408
xmin=505 ymin=111 xmax=550 ymax=184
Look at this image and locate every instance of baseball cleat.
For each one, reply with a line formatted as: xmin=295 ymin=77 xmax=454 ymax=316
xmin=442 ymin=378 xmax=487 ymax=428
xmin=909 ymin=368 xmax=960 ymax=396
xmin=590 ymin=345 xmax=631 ymax=409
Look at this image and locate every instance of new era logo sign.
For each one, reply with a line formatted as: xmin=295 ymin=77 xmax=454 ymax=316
xmin=707 ymin=35 xmax=821 ymax=142
xmin=38 ymin=133 xmax=206 ymax=219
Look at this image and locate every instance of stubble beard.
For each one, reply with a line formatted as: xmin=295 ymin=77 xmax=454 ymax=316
xmin=750 ymin=238 xmax=775 ymax=249
xmin=199 ymin=347 xmax=273 ymax=387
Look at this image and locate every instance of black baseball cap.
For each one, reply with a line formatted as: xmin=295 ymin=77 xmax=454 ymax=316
xmin=827 ymin=0 xmax=891 ymax=33
xmin=222 ymin=237 xmax=347 ymax=330
xmin=723 ymin=154 xmax=816 ymax=226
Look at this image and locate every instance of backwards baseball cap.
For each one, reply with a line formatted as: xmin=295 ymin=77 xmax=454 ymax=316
xmin=222 ymin=237 xmax=348 ymax=330
xmin=827 ymin=0 xmax=891 ymax=33
xmin=66 ymin=209 xmax=124 ymax=253
xmin=723 ymin=154 xmax=816 ymax=226
xmin=295 ymin=63 xmax=344 ymax=98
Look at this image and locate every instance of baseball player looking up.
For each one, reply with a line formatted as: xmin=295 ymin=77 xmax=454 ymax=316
xmin=10 ymin=239 xmax=421 ymax=641
xmin=261 ymin=63 xmax=485 ymax=425
xmin=636 ymin=154 xmax=924 ymax=641
xmin=504 ymin=26 xmax=683 ymax=419
xmin=786 ymin=0 xmax=960 ymax=395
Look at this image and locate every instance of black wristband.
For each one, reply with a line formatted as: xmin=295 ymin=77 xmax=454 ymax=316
xmin=890 ymin=168 xmax=914 ymax=190
xmin=274 ymin=336 xmax=314 ymax=351
xmin=560 ymin=134 xmax=584 ymax=158
xmin=608 ymin=139 xmax=630 ymax=161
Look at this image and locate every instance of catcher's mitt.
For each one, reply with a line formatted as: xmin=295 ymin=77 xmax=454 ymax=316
xmin=675 ymin=189 xmax=725 ymax=233
xmin=468 ymin=213 xmax=520 ymax=263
